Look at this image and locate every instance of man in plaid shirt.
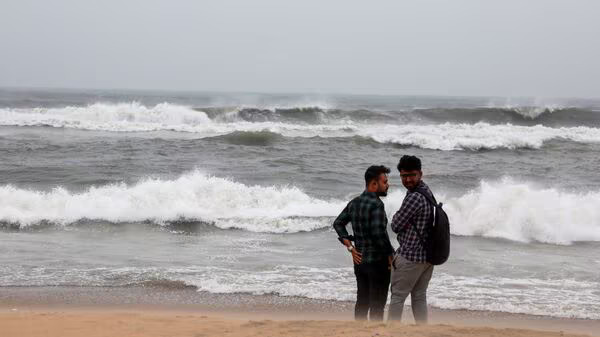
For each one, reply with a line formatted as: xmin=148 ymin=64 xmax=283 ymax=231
xmin=333 ymin=165 xmax=395 ymax=321
xmin=389 ymin=155 xmax=435 ymax=324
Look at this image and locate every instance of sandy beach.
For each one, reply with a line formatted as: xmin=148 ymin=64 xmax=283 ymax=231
xmin=1 ymin=286 xmax=598 ymax=337
xmin=2 ymin=310 xmax=594 ymax=337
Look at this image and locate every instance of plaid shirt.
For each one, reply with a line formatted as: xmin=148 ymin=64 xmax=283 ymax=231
xmin=333 ymin=191 xmax=395 ymax=264
xmin=391 ymin=181 xmax=433 ymax=263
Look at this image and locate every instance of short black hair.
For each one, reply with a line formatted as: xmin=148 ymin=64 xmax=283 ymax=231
xmin=397 ymin=155 xmax=421 ymax=171
xmin=365 ymin=165 xmax=390 ymax=186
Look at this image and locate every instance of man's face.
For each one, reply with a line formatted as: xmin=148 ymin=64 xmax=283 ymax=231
xmin=375 ymin=173 xmax=389 ymax=197
xmin=400 ymin=170 xmax=422 ymax=190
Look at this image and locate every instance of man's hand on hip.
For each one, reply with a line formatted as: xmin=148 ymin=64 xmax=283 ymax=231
xmin=342 ymin=239 xmax=362 ymax=265
xmin=351 ymin=248 xmax=362 ymax=265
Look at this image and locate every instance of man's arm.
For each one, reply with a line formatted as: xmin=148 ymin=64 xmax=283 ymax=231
xmin=391 ymin=193 xmax=422 ymax=234
xmin=333 ymin=201 xmax=352 ymax=242
xmin=333 ymin=201 xmax=362 ymax=264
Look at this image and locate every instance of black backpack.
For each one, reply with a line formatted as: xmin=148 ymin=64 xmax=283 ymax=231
xmin=411 ymin=189 xmax=450 ymax=265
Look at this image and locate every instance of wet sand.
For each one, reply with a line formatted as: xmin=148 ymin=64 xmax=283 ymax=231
xmin=1 ymin=286 xmax=598 ymax=337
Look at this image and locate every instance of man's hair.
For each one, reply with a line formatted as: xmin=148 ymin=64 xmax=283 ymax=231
xmin=397 ymin=155 xmax=422 ymax=171
xmin=365 ymin=165 xmax=391 ymax=186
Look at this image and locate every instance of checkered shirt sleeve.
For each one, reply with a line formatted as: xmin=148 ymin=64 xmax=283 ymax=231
xmin=391 ymin=191 xmax=430 ymax=263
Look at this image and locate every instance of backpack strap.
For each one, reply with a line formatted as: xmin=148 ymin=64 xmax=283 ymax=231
xmin=408 ymin=189 xmax=437 ymax=251
xmin=410 ymin=219 xmax=427 ymax=249
xmin=414 ymin=189 xmax=438 ymax=206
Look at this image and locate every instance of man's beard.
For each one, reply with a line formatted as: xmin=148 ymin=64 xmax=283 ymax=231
xmin=376 ymin=191 xmax=387 ymax=197
xmin=404 ymin=181 xmax=419 ymax=191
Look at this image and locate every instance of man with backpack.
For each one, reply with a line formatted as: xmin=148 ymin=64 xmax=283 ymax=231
xmin=389 ymin=155 xmax=449 ymax=324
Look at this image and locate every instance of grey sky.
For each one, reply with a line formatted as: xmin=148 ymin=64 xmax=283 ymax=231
xmin=1 ymin=0 xmax=599 ymax=97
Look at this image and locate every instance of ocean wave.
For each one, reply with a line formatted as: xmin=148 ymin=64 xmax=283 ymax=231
xmin=4 ymin=103 xmax=600 ymax=150
xmin=201 ymin=122 xmax=600 ymax=151
xmin=2 ymin=173 xmax=600 ymax=245
xmin=210 ymin=130 xmax=283 ymax=146
xmin=0 ymin=102 xmax=213 ymax=131
xmin=201 ymin=106 xmax=328 ymax=124
xmin=0 ymin=102 xmax=383 ymax=129
xmin=361 ymin=123 xmax=600 ymax=151
xmin=414 ymin=106 xmax=600 ymax=127
xmin=0 ymin=102 xmax=356 ymax=136
xmin=4 ymin=101 xmax=600 ymax=128
xmin=205 ymin=106 xmax=396 ymax=124
xmin=382 ymin=178 xmax=600 ymax=245
xmin=0 ymin=171 xmax=342 ymax=233
xmin=442 ymin=178 xmax=600 ymax=244
xmin=402 ymin=180 xmax=599 ymax=245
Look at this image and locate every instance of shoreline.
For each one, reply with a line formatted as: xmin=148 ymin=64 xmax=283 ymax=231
xmin=1 ymin=286 xmax=598 ymax=336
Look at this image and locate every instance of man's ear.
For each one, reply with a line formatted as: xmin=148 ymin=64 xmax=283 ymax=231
xmin=368 ymin=180 xmax=377 ymax=189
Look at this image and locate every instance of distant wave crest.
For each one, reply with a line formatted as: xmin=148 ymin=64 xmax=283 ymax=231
xmin=3 ymin=103 xmax=600 ymax=151
xmin=362 ymin=123 xmax=600 ymax=151
xmin=0 ymin=102 xmax=212 ymax=131
xmin=414 ymin=106 xmax=600 ymax=126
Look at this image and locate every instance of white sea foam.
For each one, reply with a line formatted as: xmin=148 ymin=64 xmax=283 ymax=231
xmin=361 ymin=123 xmax=600 ymax=151
xmin=0 ymin=170 xmax=342 ymax=233
xmin=2 ymin=261 xmax=599 ymax=319
xmin=442 ymin=178 xmax=600 ymax=244
xmin=382 ymin=178 xmax=600 ymax=245
xmin=386 ymin=180 xmax=600 ymax=245
xmin=0 ymin=102 xmax=212 ymax=131
xmin=494 ymin=105 xmax=563 ymax=119
xmin=484 ymin=97 xmax=566 ymax=119
xmin=512 ymin=105 xmax=561 ymax=119
xmin=2 ymin=173 xmax=600 ymax=244
xmin=4 ymin=103 xmax=600 ymax=150
xmin=178 ymin=267 xmax=600 ymax=319
xmin=427 ymin=274 xmax=600 ymax=319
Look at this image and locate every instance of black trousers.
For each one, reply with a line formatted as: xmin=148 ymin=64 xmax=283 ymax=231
xmin=353 ymin=258 xmax=391 ymax=321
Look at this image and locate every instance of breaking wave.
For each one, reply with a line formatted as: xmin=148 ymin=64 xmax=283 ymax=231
xmin=3 ymin=101 xmax=600 ymax=126
xmin=0 ymin=102 xmax=212 ymax=132
xmin=360 ymin=123 xmax=600 ymax=151
xmin=414 ymin=106 xmax=600 ymax=127
xmin=2 ymin=172 xmax=600 ymax=245
xmin=0 ymin=171 xmax=342 ymax=233
xmin=443 ymin=178 xmax=600 ymax=244
xmin=3 ymin=103 xmax=600 ymax=150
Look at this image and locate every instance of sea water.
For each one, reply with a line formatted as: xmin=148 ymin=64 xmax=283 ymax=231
xmin=1 ymin=88 xmax=599 ymax=319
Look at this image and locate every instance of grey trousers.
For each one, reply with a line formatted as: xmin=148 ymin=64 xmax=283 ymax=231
xmin=388 ymin=254 xmax=434 ymax=324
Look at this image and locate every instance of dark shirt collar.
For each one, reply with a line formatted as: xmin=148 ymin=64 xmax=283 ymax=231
xmin=361 ymin=190 xmax=380 ymax=199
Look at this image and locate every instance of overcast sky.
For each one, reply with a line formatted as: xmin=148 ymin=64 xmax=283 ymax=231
xmin=1 ymin=0 xmax=599 ymax=98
